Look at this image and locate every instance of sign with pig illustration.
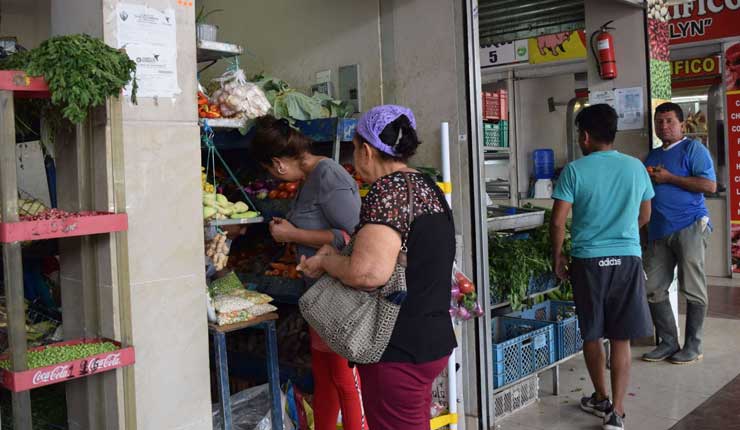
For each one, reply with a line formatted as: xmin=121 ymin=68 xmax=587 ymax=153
xmin=528 ymin=30 xmax=587 ymax=64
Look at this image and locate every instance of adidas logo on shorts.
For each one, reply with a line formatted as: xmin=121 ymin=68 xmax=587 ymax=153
xmin=598 ymin=257 xmax=622 ymax=267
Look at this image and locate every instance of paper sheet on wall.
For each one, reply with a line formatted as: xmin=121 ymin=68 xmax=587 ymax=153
xmin=588 ymin=90 xmax=616 ymax=109
xmin=116 ymin=3 xmax=180 ymax=98
xmin=615 ymin=87 xmax=644 ymax=130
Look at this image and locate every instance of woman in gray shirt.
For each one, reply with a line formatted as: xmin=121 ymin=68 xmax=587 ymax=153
xmin=250 ymin=115 xmax=366 ymax=430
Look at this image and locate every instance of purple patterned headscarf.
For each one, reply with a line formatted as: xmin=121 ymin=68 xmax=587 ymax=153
xmin=356 ymin=105 xmax=417 ymax=157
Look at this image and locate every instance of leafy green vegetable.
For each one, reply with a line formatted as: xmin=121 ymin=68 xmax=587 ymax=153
xmin=251 ymin=74 xmax=353 ymax=122
xmin=489 ymin=209 xmax=572 ymax=310
xmin=0 ymin=34 xmax=137 ymax=125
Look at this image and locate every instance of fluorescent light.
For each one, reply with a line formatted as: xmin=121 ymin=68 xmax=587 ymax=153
xmin=671 ymin=95 xmax=708 ymax=103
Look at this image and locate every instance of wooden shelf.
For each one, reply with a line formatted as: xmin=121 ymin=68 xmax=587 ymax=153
xmin=0 ymin=213 xmax=128 ymax=243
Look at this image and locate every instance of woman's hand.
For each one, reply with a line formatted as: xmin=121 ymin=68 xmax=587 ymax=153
xmin=297 ymin=254 xmax=325 ymax=279
xmin=269 ymin=217 xmax=297 ymax=243
xmin=315 ymin=244 xmax=338 ymax=258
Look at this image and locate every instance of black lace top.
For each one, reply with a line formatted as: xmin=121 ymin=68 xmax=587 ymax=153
xmin=357 ymin=171 xmax=457 ymax=363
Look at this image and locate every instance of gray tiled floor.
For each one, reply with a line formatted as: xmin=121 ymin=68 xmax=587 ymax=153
xmin=496 ymin=316 xmax=740 ymax=430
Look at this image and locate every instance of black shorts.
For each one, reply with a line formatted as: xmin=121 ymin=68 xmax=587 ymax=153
xmin=571 ymin=256 xmax=653 ymax=341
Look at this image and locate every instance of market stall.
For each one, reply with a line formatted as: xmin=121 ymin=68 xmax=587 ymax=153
xmin=0 ymin=34 xmax=139 ymax=429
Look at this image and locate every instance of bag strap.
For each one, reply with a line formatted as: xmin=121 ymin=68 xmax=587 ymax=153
xmin=401 ymin=173 xmax=415 ymax=252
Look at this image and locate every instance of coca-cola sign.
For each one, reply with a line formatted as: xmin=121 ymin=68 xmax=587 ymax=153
xmin=32 ymin=365 xmax=73 ymax=385
xmin=87 ymin=353 xmax=122 ymax=373
xmin=0 ymin=340 xmax=135 ymax=392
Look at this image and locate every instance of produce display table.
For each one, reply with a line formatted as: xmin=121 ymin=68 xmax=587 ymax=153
xmin=209 ymin=312 xmax=282 ymax=430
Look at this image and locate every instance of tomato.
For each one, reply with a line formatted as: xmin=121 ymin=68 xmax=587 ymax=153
xmin=277 ymin=191 xmax=289 ymax=199
xmin=458 ymin=280 xmax=475 ymax=295
xmin=285 ymin=182 xmax=298 ymax=192
xmin=268 ymin=190 xmax=279 ymax=200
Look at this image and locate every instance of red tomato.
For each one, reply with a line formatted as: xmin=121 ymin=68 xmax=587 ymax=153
xmin=285 ymin=182 xmax=298 ymax=192
xmin=277 ymin=191 xmax=289 ymax=199
xmin=268 ymin=190 xmax=279 ymax=200
xmin=458 ymin=280 xmax=475 ymax=295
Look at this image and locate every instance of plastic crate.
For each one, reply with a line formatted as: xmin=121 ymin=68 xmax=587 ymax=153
xmin=493 ymin=375 xmax=539 ymax=421
xmin=527 ymin=272 xmax=557 ymax=295
xmin=483 ymin=122 xmax=501 ymax=147
xmin=499 ymin=120 xmax=509 ymax=147
xmin=509 ymin=300 xmax=582 ymax=361
xmin=491 ymin=317 xmax=555 ymax=388
xmin=483 ymin=92 xmax=501 ymax=120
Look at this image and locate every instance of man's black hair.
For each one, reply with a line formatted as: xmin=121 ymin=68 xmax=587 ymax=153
xmin=655 ymin=102 xmax=684 ymax=122
xmin=575 ymin=103 xmax=617 ymax=144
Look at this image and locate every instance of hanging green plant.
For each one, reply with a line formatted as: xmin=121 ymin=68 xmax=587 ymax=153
xmin=0 ymin=34 xmax=138 ymax=125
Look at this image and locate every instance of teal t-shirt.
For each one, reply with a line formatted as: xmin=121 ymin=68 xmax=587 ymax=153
xmin=552 ymin=150 xmax=655 ymax=259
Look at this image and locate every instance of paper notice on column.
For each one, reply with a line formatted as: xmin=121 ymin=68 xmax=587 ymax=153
xmin=615 ymin=87 xmax=644 ymax=130
xmin=116 ymin=4 xmax=180 ymax=98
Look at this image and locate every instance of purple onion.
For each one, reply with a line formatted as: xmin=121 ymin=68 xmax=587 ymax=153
xmin=473 ymin=302 xmax=484 ymax=317
xmin=456 ymin=307 xmax=471 ymax=320
xmin=449 ymin=308 xmax=456 ymax=318
xmin=450 ymin=286 xmax=461 ymax=302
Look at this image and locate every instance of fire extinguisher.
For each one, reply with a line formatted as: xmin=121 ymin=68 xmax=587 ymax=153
xmin=590 ymin=21 xmax=617 ymax=80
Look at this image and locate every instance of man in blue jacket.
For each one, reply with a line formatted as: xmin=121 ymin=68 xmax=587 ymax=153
xmin=551 ymin=104 xmax=654 ymax=430
xmin=642 ymin=102 xmax=717 ymax=365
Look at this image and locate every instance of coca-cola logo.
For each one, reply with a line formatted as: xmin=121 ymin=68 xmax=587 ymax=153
xmin=32 ymin=365 xmax=73 ymax=385
xmin=87 ymin=353 xmax=122 ymax=374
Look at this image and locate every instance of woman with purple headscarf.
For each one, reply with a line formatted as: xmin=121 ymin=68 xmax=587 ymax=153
xmin=299 ymin=105 xmax=457 ymax=430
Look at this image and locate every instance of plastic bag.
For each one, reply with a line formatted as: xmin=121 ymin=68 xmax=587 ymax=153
xmin=212 ymin=69 xmax=271 ymax=119
xmin=212 ymin=383 xmax=294 ymax=430
xmin=450 ymin=262 xmax=484 ymax=321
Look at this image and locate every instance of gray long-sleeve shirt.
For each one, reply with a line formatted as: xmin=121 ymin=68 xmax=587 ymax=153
xmin=287 ymin=159 xmax=361 ymax=277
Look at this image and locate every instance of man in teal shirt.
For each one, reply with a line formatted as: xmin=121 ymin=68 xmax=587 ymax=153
xmin=551 ymin=104 xmax=654 ymax=430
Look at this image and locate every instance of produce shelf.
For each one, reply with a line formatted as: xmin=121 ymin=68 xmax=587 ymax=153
xmin=0 ymin=212 xmax=128 ymax=243
xmin=199 ymin=117 xmax=248 ymax=129
xmin=206 ymin=216 xmax=265 ymax=226
xmin=0 ymin=70 xmax=50 ymax=99
xmin=295 ymin=118 xmax=357 ymax=142
xmin=487 ymin=206 xmax=545 ymax=232
xmin=0 ymin=338 xmax=135 ymax=392
xmin=196 ymin=40 xmax=243 ymax=63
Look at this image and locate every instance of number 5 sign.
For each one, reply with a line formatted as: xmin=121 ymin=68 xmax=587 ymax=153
xmin=481 ymin=39 xmax=529 ymax=69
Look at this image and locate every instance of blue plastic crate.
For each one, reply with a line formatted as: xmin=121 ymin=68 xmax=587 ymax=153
xmin=491 ymin=317 xmax=556 ymax=388
xmin=527 ymin=272 xmax=557 ymax=295
xmin=509 ymin=300 xmax=582 ymax=361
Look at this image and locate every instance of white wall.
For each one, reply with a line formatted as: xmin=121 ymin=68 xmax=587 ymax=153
xmin=0 ymin=0 xmax=50 ymax=48
xmin=198 ymin=0 xmax=383 ymax=110
xmin=513 ymin=74 xmax=575 ymax=195
xmin=585 ymin=0 xmax=651 ymax=160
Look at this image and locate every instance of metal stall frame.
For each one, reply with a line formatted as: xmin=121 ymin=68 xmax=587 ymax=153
xmin=462 ymin=1 xmax=495 ymax=429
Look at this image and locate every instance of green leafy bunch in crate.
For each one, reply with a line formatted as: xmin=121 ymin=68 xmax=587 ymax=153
xmin=489 ymin=208 xmax=572 ymax=310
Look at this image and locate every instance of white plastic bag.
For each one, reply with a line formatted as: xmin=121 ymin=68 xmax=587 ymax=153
xmin=212 ymin=69 xmax=271 ymax=119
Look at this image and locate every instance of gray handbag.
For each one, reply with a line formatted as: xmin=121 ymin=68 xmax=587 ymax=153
xmin=298 ymin=173 xmax=415 ymax=364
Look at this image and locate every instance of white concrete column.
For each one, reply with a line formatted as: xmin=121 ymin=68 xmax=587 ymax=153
xmin=52 ymin=1 xmax=212 ymax=429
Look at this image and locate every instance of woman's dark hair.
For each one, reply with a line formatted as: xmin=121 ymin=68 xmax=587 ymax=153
xmin=375 ymin=115 xmax=421 ymax=162
xmin=655 ymin=102 xmax=684 ymax=122
xmin=575 ymin=104 xmax=617 ymax=144
xmin=249 ymin=115 xmax=312 ymax=166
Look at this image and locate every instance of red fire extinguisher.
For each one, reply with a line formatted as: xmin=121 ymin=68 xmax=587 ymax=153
xmin=590 ymin=21 xmax=617 ymax=80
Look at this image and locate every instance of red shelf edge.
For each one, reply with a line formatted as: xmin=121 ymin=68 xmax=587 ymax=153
xmin=0 ymin=70 xmax=50 ymax=99
xmin=0 ymin=213 xmax=128 ymax=243
xmin=0 ymin=338 xmax=135 ymax=392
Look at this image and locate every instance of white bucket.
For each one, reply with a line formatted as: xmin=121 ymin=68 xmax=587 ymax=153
xmin=196 ymin=23 xmax=218 ymax=42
